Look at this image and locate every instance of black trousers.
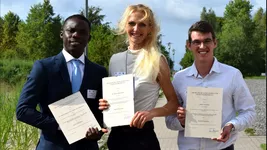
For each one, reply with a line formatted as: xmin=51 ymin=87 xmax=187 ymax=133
xmin=221 ymin=144 xmax=234 ymax=150
xmin=107 ymin=121 xmax=160 ymax=150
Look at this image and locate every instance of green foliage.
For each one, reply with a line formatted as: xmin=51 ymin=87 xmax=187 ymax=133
xmin=0 ymin=59 xmax=33 ymax=85
xmin=244 ymin=128 xmax=256 ymax=136
xmin=88 ymin=24 xmax=127 ymax=68
xmin=180 ymin=49 xmax=194 ymax=69
xmin=0 ymin=17 xmax=3 ymax=44
xmin=159 ymin=44 xmax=174 ymax=70
xmin=16 ymin=0 xmax=62 ymax=60
xmin=81 ymin=6 xmax=105 ymax=26
xmin=181 ymin=0 xmax=266 ymax=76
xmin=0 ymin=91 xmax=14 ymax=150
xmin=261 ymin=144 xmax=266 ymax=150
xmin=0 ymin=81 xmax=39 ymax=149
xmin=0 ymin=11 xmax=21 ymax=59
xmin=80 ymin=6 xmax=126 ymax=69
xmin=157 ymin=34 xmax=174 ymax=70
xmin=200 ymin=7 xmax=225 ymax=37
xmin=253 ymin=8 xmax=266 ymax=73
xmin=215 ymin=17 xmax=225 ymax=33
xmin=224 ymin=0 xmax=253 ymax=19
xmin=216 ymin=0 xmax=262 ymax=76
xmin=244 ymin=76 xmax=266 ymax=79
xmin=201 ymin=7 xmax=217 ymax=32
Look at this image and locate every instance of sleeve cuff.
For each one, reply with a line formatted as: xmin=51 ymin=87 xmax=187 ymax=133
xmin=225 ymin=121 xmax=237 ymax=132
xmin=172 ymin=117 xmax=185 ymax=131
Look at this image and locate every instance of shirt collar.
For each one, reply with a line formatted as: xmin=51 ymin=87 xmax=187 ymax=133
xmin=186 ymin=57 xmax=221 ymax=77
xmin=62 ymin=49 xmax=85 ymax=64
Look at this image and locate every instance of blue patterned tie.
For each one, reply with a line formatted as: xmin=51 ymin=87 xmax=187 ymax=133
xmin=71 ymin=59 xmax=82 ymax=93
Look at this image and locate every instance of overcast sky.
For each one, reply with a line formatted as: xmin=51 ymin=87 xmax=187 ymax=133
xmin=1 ymin=0 xmax=266 ymax=70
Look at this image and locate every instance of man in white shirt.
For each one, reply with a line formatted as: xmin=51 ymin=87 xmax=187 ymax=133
xmin=165 ymin=21 xmax=256 ymax=150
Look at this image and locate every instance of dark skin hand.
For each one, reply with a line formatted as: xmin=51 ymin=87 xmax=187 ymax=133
xmin=85 ymin=127 xmax=108 ymax=140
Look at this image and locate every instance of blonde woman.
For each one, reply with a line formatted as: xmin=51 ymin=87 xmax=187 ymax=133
xmin=99 ymin=4 xmax=179 ymax=150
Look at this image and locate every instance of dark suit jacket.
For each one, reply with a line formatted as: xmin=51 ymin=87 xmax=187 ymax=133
xmin=16 ymin=52 xmax=108 ymax=150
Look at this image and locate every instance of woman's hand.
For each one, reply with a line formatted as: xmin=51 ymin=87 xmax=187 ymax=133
xmin=99 ymin=99 xmax=109 ymax=110
xmin=130 ymin=111 xmax=155 ymax=129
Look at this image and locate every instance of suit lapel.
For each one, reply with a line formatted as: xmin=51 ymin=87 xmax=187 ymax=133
xmin=55 ymin=52 xmax=72 ymax=93
xmin=80 ymin=58 xmax=96 ymax=91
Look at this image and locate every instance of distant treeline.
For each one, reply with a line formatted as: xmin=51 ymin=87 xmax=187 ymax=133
xmin=0 ymin=0 xmax=265 ymax=76
xmin=180 ymin=0 xmax=266 ymax=76
xmin=0 ymin=0 xmax=174 ymax=70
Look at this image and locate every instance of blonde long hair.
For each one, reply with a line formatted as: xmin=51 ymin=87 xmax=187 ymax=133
xmin=115 ymin=4 xmax=161 ymax=82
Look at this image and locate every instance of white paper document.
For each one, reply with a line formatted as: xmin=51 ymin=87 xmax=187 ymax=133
xmin=48 ymin=92 xmax=101 ymax=144
xmin=102 ymin=74 xmax=135 ymax=127
xmin=185 ymin=87 xmax=223 ymax=138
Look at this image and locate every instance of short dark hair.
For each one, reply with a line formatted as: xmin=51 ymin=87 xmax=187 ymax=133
xmin=188 ymin=21 xmax=216 ymax=42
xmin=62 ymin=14 xmax=91 ymax=31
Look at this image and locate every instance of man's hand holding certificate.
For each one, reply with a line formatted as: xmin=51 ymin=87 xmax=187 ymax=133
xmin=184 ymin=87 xmax=223 ymax=139
xmin=48 ymin=92 xmax=101 ymax=144
xmin=102 ymin=74 xmax=135 ymax=128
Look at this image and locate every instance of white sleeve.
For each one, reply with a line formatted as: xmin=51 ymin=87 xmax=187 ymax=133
xmin=226 ymin=70 xmax=256 ymax=131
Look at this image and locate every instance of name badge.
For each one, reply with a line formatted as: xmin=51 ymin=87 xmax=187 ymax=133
xmin=87 ymin=90 xmax=97 ymax=99
xmin=114 ymin=72 xmax=126 ymax=76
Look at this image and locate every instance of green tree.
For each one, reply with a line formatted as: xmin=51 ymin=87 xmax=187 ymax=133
xmin=0 ymin=17 xmax=4 ymax=46
xmin=157 ymin=34 xmax=174 ymax=70
xmin=180 ymin=50 xmax=194 ymax=69
xmin=16 ymin=0 xmax=62 ymax=59
xmin=253 ymin=8 xmax=266 ymax=73
xmin=83 ymin=6 xmax=126 ymax=68
xmin=180 ymin=40 xmax=194 ymax=69
xmin=0 ymin=11 xmax=21 ymax=58
xmin=159 ymin=44 xmax=174 ymax=70
xmin=81 ymin=6 xmax=105 ymax=26
xmin=200 ymin=7 xmax=217 ymax=32
xmin=88 ymin=24 xmax=127 ymax=68
xmin=215 ymin=17 xmax=225 ymax=34
xmin=216 ymin=0 xmax=261 ymax=76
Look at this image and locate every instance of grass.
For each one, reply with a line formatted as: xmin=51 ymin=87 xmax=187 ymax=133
xmin=261 ymin=144 xmax=266 ymax=150
xmin=245 ymin=76 xmax=266 ymax=79
xmin=244 ymin=128 xmax=256 ymax=136
xmin=0 ymin=81 xmax=39 ymax=150
xmin=0 ymin=78 xmax=109 ymax=149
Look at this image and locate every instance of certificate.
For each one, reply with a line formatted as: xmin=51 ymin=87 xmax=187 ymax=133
xmin=102 ymin=74 xmax=135 ymax=127
xmin=48 ymin=92 xmax=101 ymax=144
xmin=185 ymin=87 xmax=223 ymax=138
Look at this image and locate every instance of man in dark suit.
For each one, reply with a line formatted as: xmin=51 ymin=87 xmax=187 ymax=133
xmin=16 ymin=14 xmax=108 ymax=150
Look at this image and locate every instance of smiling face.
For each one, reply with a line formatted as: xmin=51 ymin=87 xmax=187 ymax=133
xmin=61 ymin=17 xmax=91 ymax=58
xmin=126 ymin=11 xmax=151 ymax=50
xmin=187 ymin=31 xmax=217 ymax=64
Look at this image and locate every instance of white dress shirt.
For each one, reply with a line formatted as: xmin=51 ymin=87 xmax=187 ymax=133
xmin=165 ymin=57 xmax=256 ymax=150
xmin=62 ymin=49 xmax=85 ymax=82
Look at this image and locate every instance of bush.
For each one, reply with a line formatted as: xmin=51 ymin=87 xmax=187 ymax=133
xmin=0 ymin=59 xmax=33 ymax=85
